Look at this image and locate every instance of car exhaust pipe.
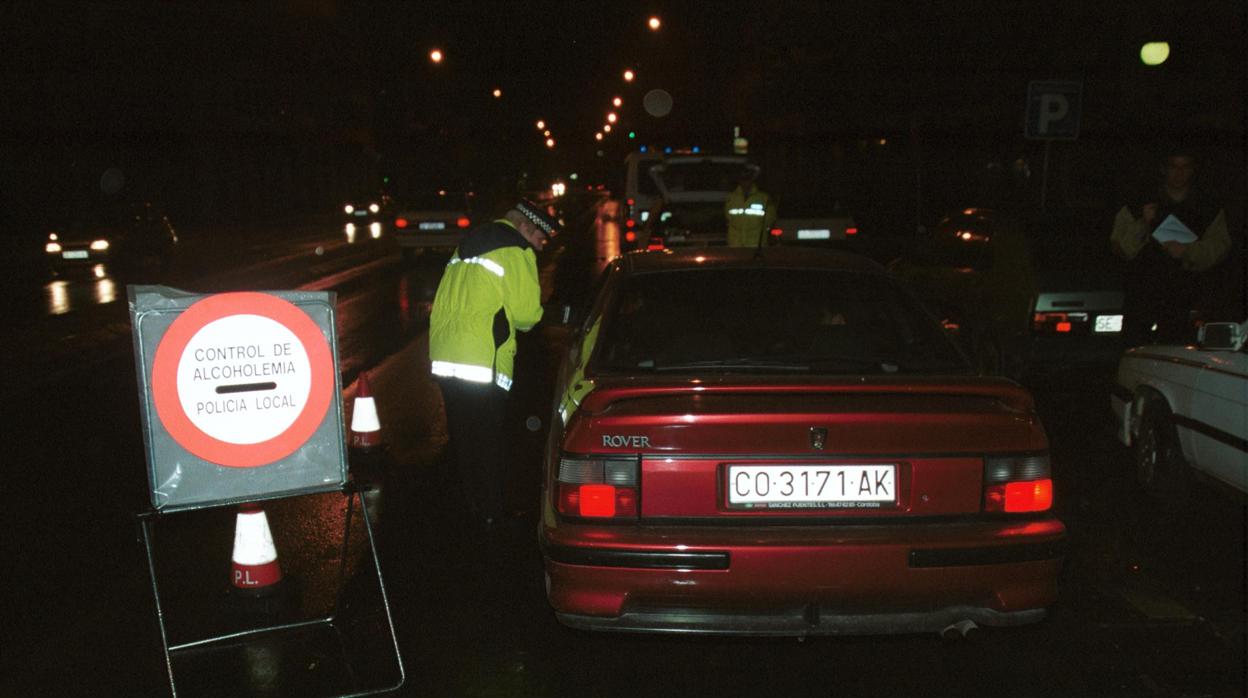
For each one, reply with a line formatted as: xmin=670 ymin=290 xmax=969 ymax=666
xmin=940 ymin=619 xmax=979 ymax=641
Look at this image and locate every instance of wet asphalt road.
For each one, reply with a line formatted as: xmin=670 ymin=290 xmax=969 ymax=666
xmin=1 ymin=201 xmax=1244 ymax=697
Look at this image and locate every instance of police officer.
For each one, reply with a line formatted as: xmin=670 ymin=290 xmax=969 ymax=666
xmin=724 ymin=167 xmax=776 ymax=247
xmin=429 ymin=199 xmax=560 ymax=528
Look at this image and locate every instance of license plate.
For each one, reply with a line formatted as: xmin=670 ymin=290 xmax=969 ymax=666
xmin=353 ymin=210 xmax=367 ymax=216
xmin=418 ymin=221 xmax=446 ymax=230
xmin=727 ymin=464 xmax=896 ymax=509
xmin=62 ymin=250 xmax=89 ymax=260
xmin=797 ymin=229 xmax=832 ymax=240
xmin=666 ymin=234 xmax=686 ymax=242
xmin=1094 ymin=314 xmax=1123 ymax=333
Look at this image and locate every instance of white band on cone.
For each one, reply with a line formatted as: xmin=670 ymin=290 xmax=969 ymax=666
xmin=233 ymin=509 xmax=278 ymax=566
xmin=351 ymin=396 xmax=381 ymax=432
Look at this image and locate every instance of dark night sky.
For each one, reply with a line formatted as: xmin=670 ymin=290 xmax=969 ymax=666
xmin=2 ymin=0 xmax=1244 ymax=230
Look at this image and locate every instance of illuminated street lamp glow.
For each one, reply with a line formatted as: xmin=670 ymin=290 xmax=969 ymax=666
xmin=648 ymin=16 xmax=661 ymax=31
xmin=613 ymin=97 xmax=623 ymax=107
xmin=543 ymin=129 xmax=551 ymax=137
xmin=623 ymin=69 xmax=635 ymax=82
xmin=1140 ymin=41 xmax=1170 ymax=66
xmin=429 ymin=49 xmax=443 ymax=63
xmin=492 ymin=88 xmax=502 ymax=98
xmin=603 ymin=124 xmax=612 ymax=133
xmin=595 ymin=133 xmax=603 ymax=141
xmin=607 ymin=112 xmax=617 ymax=123
xmin=545 ymin=138 xmax=555 ymax=148
xmin=536 ymin=120 xmax=546 ymax=130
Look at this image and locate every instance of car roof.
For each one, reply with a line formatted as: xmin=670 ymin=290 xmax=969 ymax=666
xmin=617 ymin=247 xmax=888 ymax=275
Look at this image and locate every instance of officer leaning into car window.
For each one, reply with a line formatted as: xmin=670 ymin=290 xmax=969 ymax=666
xmin=725 ymin=167 xmax=777 ymax=248
xmin=1110 ymin=148 xmax=1231 ymax=344
xmin=429 ymin=199 xmax=560 ymax=530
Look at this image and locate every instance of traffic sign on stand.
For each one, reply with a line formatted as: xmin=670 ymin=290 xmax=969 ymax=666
xmin=130 ymin=287 xmax=347 ymax=511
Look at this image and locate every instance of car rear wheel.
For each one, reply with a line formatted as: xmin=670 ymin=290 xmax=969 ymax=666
xmin=1134 ymin=398 xmax=1189 ymax=509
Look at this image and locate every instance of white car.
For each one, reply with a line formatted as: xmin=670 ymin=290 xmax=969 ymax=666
xmin=1111 ymin=320 xmax=1248 ymax=503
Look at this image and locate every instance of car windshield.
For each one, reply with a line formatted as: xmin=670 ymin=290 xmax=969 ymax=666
xmin=592 ymin=267 xmax=969 ymax=375
xmin=652 ymin=160 xmax=754 ymax=195
xmin=777 ymin=196 xmax=850 ymax=218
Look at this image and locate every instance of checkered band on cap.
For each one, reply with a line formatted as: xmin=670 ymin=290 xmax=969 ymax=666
xmin=515 ymin=200 xmax=560 ymax=236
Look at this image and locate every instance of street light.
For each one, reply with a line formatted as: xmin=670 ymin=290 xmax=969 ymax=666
xmin=613 ymin=97 xmax=622 ymax=107
xmin=607 ymin=112 xmax=617 ymax=123
xmin=429 ymin=49 xmax=444 ymax=64
xmin=623 ymin=69 xmax=635 ymax=82
xmin=545 ymin=138 xmax=555 ymax=148
xmin=492 ymin=88 xmax=502 ymax=98
xmin=595 ymin=133 xmax=603 ymax=141
xmin=536 ymin=120 xmax=546 ymax=130
xmin=1140 ymin=41 xmax=1170 ymax=66
xmin=603 ymin=124 xmax=612 ymax=133
xmin=648 ymin=16 xmax=661 ymax=31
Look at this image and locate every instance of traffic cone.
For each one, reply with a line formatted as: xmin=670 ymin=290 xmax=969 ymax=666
xmin=231 ymin=503 xmax=282 ymax=596
xmin=350 ymin=371 xmax=382 ymax=451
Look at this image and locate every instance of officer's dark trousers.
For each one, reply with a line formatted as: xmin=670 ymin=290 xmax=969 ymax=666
xmin=437 ymin=377 xmax=507 ymax=525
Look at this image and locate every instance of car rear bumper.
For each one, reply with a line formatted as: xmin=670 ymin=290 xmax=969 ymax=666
xmin=395 ymin=232 xmax=463 ymax=248
xmin=541 ymin=517 xmax=1065 ymax=636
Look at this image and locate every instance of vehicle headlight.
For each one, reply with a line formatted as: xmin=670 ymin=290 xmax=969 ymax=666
xmin=46 ymin=242 xmax=62 ymax=253
xmin=48 ymin=233 xmax=59 ymax=241
xmin=344 ymin=205 xmax=355 ymax=214
xmin=90 ymin=239 xmax=110 ymax=251
xmin=369 ymin=203 xmax=380 ymax=213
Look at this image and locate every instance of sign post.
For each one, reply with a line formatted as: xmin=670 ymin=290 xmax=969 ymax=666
xmin=129 ymin=286 xmax=403 ymax=695
xmin=1025 ymin=80 xmax=1082 ymax=212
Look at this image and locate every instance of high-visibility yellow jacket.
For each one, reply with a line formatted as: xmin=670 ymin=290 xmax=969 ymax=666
xmin=429 ymin=219 xmax=543 ymax=391
xmin=724 ymin=186 xmax=777 ymax=247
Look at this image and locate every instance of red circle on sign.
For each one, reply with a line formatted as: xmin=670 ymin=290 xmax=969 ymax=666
xmin=151 ymin=292 xmax=334 ymax=468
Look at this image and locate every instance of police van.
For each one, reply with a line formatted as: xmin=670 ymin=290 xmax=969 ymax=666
xmin=622 ymin=150 xmax=756 ymax=250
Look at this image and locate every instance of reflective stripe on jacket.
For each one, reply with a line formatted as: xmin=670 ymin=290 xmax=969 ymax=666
xmin=724 ymin=186 xmax=776 ymax=247
xmin=429 ymin=219 xmax=543 ymax=391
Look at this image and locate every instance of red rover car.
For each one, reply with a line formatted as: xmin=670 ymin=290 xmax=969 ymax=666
xmin=540 ymin=247 xmax=1065 ymax=637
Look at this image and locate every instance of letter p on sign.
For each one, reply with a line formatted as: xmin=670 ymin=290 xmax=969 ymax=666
xmin=1026 ymin=81 xmax=1082 ymax=140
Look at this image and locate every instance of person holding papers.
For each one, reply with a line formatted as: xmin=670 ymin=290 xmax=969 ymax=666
xmin=1111 ymin=149 xmax=1231 ymax=343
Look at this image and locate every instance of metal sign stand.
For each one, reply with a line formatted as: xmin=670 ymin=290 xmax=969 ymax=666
xmin=137 ymin=483 xmax=404 ymax=697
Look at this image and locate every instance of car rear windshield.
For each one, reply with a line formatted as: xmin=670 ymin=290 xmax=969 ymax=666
xmin=592 ymin=268 xmax=969 ymax=375
xmin=403 ymin=192 xmax=472 ymax=210
xmin=652 ymin=161 xmax=754 ymax=195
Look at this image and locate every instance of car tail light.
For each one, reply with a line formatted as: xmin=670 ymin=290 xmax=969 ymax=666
xmin=983 ymin=453 xmax=1052 ymax=513
xmin=456 ymin=217 xmax=471 ymax=228
xmin=646 ymin=237 xmax=665 ymax=251
xmin=1056 ymin=321 xmax=1072 ymax=333
xmin=1032 ymin=312 xmax=1085 ymax=334
xmin=625 ymin=231 xmax=636 ymax=243
xmin=555 ymin=455 xmax=638 ymax=519
xmin=395 ymin=218 xmax=409 ymax=228
xmin=769 ymin=227 xmax=783 ymax=238
xmin=845 ymin=227 xmax=859 ymax=236
xmin=626 ymin=218 xmax=635 ymax=229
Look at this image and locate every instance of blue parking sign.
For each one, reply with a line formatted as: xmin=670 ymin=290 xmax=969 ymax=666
xmin=1026 ymin=81 xmax=1082 ymax=140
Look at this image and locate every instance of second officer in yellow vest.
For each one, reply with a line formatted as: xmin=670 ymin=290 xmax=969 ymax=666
xmin=724 ymin=168 xmax=776 ymax=248
xmin=429 ymin=199 xmax=560 ymax=529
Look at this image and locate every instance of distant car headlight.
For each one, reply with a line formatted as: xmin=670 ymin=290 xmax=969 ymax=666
xmin=369 ymin=203 xmax=380 ymax=213
xmin=90 ymin=239 xmax=110 ymax=251
xmin=46 ymin=242 xmax=62 ymax=253
xmin=344 ymin=205 xmax=355 ymax=214
xmin=48 ymin=233 xmax=59 ymax=241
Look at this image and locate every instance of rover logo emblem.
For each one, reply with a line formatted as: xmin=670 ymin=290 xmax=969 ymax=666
xmin=810 ymin=427 xmax=827 ymax=451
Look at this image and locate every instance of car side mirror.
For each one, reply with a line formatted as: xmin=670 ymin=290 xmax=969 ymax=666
xmin=1197 ymin=322 xmax=1244 ymax=351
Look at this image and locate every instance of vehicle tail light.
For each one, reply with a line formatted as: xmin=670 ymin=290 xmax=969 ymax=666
xmin=395 ymin=218 xmax=409 ymax=228
xmin=625 ymin=231 xmax=636 ymax=243
xmin=456 ymin=217 xmax=471 ymax=228
xmin=626 ymin=218 xmax=635 ymax=229
xmin=983 ymin=453 xmax=1052 ymax=513
xmin=1056 ymin=321 xmax=1072 ymax=333
xmin=1033 ymin=312 xmax=1087 ymax=335
xmin=769 ymin=227 xmax=783 ymax=238
xmin=646 ymin=237 xmax=665 ymax=251
xmin=555 ymin=455 xmax=639 ymax=519
xmin=845 ymin=227 xmax=859 ymax=236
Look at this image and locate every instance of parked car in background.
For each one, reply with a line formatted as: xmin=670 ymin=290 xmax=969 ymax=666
xmin=540 ymin=247 xmax=1065 ymax=638
xmin=889 ymin=207 xmax=1127 ymax=379
xmin=768 ymin=194 xmax=859 ymax=249
xmin=392 ymin=190 xmax=478 ymax=261
xmin=45 ymin=201 xmax=178 ymax=275
xmin=1111 ymin=320 xmax=1247 ymax=505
